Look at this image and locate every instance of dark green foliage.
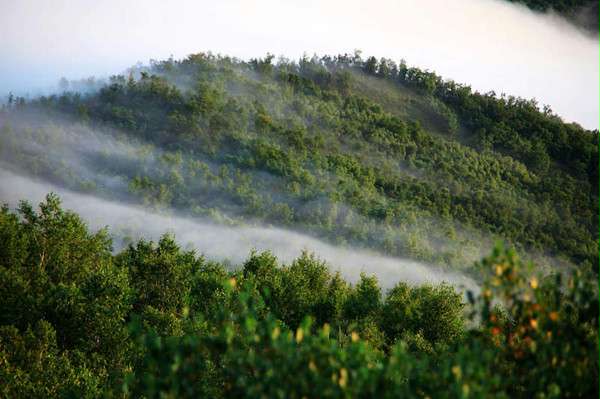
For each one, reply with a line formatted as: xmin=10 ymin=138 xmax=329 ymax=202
xmin=343 ymin=274 xmax=381 ymax=321
xmin=0 ymin=198 xmax=596 ymax=397
xmin=507 ymin=0 xmax=594 ymax=12
xmin=505 ymin=0 xmax=599 ymax=32
xmin=0 ymin=195 xmax=131 ymax=395
xmin=117 ymin=236 xmax=197 ymax=313
xmin=0 ymin=51 xmax=597 ymax=396
xmin=0 ymin=321 xmax=102 ymax=398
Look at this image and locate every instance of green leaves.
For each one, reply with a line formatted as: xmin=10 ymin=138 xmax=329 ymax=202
xmin=0 ymin=199 xmax=597 ymax=397
xmin=382 ymin=282 xmax=465 ymax=348
xmin=0 ymin=50 xmax=597 ymax=396
xmin=4 ymin=52 xmax=596 ymax=270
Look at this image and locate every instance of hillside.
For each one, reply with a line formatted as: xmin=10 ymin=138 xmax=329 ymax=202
xmin=0 ymin=52 xmax=598 ymax=397
xmin=507 ymin=0 xmax=599 ymax=31
xmin=1 ymin=53 xmax=597 ymax=272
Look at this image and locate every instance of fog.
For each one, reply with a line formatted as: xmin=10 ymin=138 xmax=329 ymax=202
xmin=0 ymin=109 xmax=496 ymax=271
xmin=0 ymin=103 xmax=566 ymax=281
xmin=0 ymin=0 xmax=590 ymax=294
xmin=0 ymin=168 xmax=478 ymax=293
xmin=0 ymin=113 xmax=483 ymax=292
xmin=0 ymin=112 xmax=485 ymax=295
xmin=0 ymin=111 xmax=159 ymax=195
xmin=0 ymin=0 xmax=597 ymax=129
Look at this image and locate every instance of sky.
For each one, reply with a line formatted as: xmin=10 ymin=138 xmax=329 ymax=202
xmin=0 ymin=0 xmax=598 ymax=129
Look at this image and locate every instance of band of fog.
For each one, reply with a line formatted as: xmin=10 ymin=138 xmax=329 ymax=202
xmin=0 ymin=113 xmax=492 ymax=269
xmin=0 ymin=168 xmax=479 ymax=294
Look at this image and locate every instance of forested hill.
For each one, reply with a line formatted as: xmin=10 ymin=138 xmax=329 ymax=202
xmin=0 ymin=51 xmax=598 ymax=396
xmin=507 ymin=0 xmax=599 ymax=32
xmin=1 ymin=52 xmax=597 ymax=271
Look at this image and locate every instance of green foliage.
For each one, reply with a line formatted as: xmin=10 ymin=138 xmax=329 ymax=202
xmin=343 ymin=274 xmax=381 ymax=322
xmin=382 ymin=282 xmax=465 ymax=348
xmin=0 ymin=195 xmax=130 ymax=396
xmin=117 ymin=235 xmax=196 ymax=313
xmin=475 ymin=245 xmax=599 ymax=397
xmin=0 ymin=321 xmax=102 ymax=398
xmin=0 ymin=51 xmax=597 ymax=396
xmin=0 ymin=197 xmax=595 ymax=397
xmin=2 ymin=52 xmax=595 ymax=272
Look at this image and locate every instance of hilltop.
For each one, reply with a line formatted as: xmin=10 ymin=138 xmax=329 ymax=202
xmin=1 ymin=52 xmax=597 ymax=272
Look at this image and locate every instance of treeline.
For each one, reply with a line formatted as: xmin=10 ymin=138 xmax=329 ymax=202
xmin=0 ymin=195 xmax=597 ymax=397
xmin=508 ymin=0 xmax=595 ymax=13
xmin=348 ymin=53 xmax=597 ymax=187
xmin=1 ymin=52 xmax=596 ymax=271
xmin=506 ymin=0 xmax=599 ymax=31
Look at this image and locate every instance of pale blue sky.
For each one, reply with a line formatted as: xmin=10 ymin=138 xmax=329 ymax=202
xmin=0 ymin=0 xmax=597 ymax=129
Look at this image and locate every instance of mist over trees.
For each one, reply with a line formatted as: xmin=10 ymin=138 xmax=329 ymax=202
xmin=1 ymin=52 xmax=596 ymax=271
xmin=506 ymin=0 xmax=599 ymax=32
xmin=0 ymin=51 xmax=597 ymax=397
xmin=0 ymin=196 xmax=597 ymax=397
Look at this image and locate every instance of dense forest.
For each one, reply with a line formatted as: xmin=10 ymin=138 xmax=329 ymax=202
xmin=1 ymin=53 xmax=597 ymax=271
xmin=0 ymin=52 xmax=597 ymax=397
xmin=0 ymin=195 xmax=597 ymax=397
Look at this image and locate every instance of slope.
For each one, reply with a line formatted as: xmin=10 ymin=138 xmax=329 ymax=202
xmin=0 ymin=52 xmax=596 ymax=272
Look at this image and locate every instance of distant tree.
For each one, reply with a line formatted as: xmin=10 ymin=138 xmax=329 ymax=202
xmin=364 ymin=56 xmax=378 ymax=75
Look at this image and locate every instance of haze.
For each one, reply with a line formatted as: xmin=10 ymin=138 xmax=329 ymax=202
xmin=0 ymin=0 xmax=597 ymax=129
xmin=0 ymin=168 xmax=479 ymax=293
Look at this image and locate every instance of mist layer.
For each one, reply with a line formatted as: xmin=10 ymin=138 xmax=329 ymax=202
xmin=0 ymin=168 xmax=478 ymax=293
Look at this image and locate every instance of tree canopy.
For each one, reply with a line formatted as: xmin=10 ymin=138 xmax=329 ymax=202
xmin=0 ymin=196 xmax=597 ymax=397
xmin=1 ymin=52 xmax=596 ymax=272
